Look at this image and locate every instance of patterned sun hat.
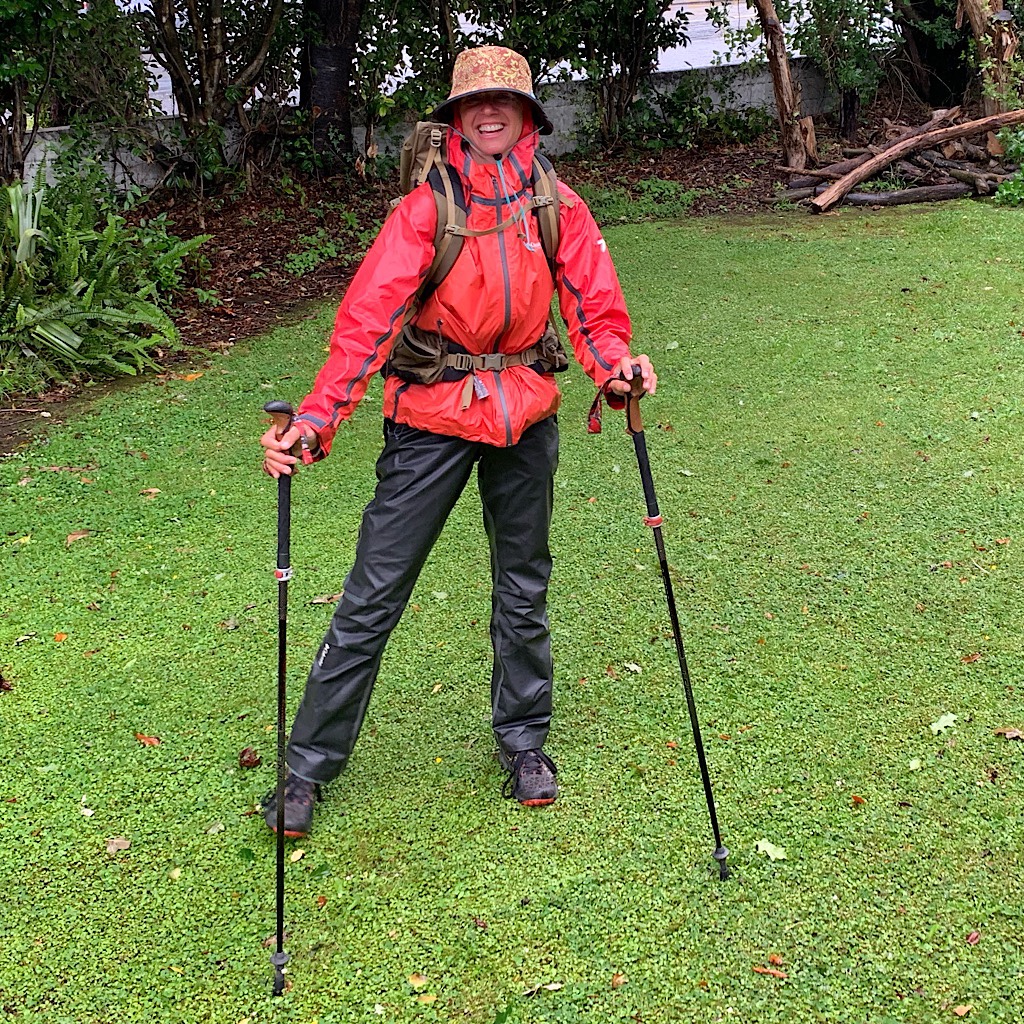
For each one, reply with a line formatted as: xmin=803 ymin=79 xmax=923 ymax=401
xmin=432 ymin=46 xmax=553 ymax=135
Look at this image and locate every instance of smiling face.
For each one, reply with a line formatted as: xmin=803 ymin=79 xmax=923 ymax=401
xmin=457 ymin=91 xmax=526 ymax=162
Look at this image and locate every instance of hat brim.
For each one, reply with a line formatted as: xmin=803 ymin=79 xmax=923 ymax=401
xmin=432 ymin=88 xmax=553 ymax=136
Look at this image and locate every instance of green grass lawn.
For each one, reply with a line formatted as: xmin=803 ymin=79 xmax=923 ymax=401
xmin=2 ymin=201 xmax=1023 ymax=1023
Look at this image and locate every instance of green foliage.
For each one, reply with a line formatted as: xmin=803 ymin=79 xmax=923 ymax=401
xmin=3 ymin=204 xmax=1024 ymax=1022
xmin=283 ymin=212 xmax=365 ymax=277
xmin=994 ymin=128 xmax=1024 ymax=206
xmin=0 ymin=170 xmax=208 ymax=396
xmin=619 ymin=72 xmax=775 ymax=151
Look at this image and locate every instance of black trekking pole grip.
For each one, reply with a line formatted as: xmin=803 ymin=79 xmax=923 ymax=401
xmin=622 ymin=383 xmax=729 ymax=881
xmin=263 ymin=400 xmax=294 ymax=996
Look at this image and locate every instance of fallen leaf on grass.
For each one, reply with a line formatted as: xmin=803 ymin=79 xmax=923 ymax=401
xmin=909 ymin=758 xmax=923 ymax=771
xmin=54 ymin=632 xmax=68 ymax=643
xmin=262 ymin=931 xmax=289 ymax=948
xmin=522 ymin=982 xmax=563 ymax=996
xmin=15 ymin=634 xmax=36 ymax=645
xmin=952 ymin=1006 xmax=972 ymax=1018
xmin=851 ymin=794 xmax=866 ymax=806
xmin=79 ymin=796 xmax=95 ymax=817
xmin=768 ymin=954 xmax=784 ymax=966
xmin=966 ymin=930 xmax=980 ymax=945
xmin=65 ymin=529 xmax=91 ymax=547
xmin=238 ymin=747 xmax=261 ymax=768
xmin=416 ymin=994 xmax=437 ymax=1004
xmin=309 ymin=592 xmax=343 ymax=605
xmin=755 ymin=839 xmax=786 ymax=861
xmin=624 ymin=662 xmax=642 ymax=674
xmin=753 ymin=965 xmax=788 ymax=979
xmin=930 ymin=713 xmax=957 ymax=735
xmin=135 ymin=733 xmax=161 ymax=746
xmin=994 ymin=727 xmax=1023 ymax=740
xmin=140 ymin=488 xmax=161 ymax=498
xmin=105 ymin=837 xmax=131 ymax=855
xmin=181 ymin=372 xmax=204 ymax=382
xmin=408 ymin=973 xmax=428 ymax=990
xmin=0 ymin=675 xmax=12 ymax=693
xmin=205 ymin=821 xmax=225 ymax=835
xmin=316 ymin=895 xmax=327 ymax=909
xmin=219 ymin=618 xmax=239 ymax=631
xmin=289 ymin=848 xmax=304 ymax=862
xmin=960 ymin=652 xmax=981 ymax=664
xmin=611 ymin=972 xmax=628 ymax=988
xmin=169 ymin=867 xmax=182 ymax=880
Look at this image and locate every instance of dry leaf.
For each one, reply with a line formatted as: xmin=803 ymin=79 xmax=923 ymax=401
xmin=238 ymin=747 xmax=262 ymax=769
xmin=966 ymin=930 xmax=980 ymax=945
xmin=135 ymin=732 xmax=161 ymax=746
xmin=416 ymin=994 xmax=437 ymax=1004
xmin=54 ymin=632 xmax=68 ymax=642
xmin=105 ymin=837 xmax=131 ymax=855
xmin=408 ymin=973 xmax=428 ymax=990
xmin=140 ymin=488 xmax=161 ymax=498
xmin=952 ymin=1006 xmax=972 ymax=1018
xmin=309 ymin=592 xmax=343 ymax=605
xmin=316 ymin=895 xmax=327 ymax=909
xmin=182 ymin=372 xmax=204 ymax=381
xmin=994 ymin=727 xmax=1023 ymax=740
xmin=66 ymin=529 xmax=91 ymax=547
xmin=753 ymin=965 xmax=788 ymax=979
xmin=768 ymin=954 xmax=784 ymax=965
xmin=961 ymin=652 xmax=981 ymax=664
xmin=289 ymin=848 xmax=304 ymax=862
xmin=611 ymin=972 xmax=628 ymax=988
xmin=79 ymin=796 xmax=95 ymax=817
xmin=851 ymin=794 xmax=866 ymax=806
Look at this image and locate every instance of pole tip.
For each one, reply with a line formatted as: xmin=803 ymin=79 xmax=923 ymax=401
xmin=713 ymin=845 xmax=730 ymax=881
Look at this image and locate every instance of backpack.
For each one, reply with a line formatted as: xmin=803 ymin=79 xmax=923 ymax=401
xmin=394 ymin=120 xmax=564 ymax=294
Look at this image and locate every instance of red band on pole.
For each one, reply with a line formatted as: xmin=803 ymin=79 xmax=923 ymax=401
xmin=643 ymin=515 xmax=663 ymax=527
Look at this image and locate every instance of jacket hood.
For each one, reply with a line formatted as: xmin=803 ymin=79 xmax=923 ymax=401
xmin=447 ymin=109 xmax=541 ymax=195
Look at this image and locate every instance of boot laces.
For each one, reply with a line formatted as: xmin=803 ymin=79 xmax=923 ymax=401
xmin=502 ymin=749 xmax=556 ymax=799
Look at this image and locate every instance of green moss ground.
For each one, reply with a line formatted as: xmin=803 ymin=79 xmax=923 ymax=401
xmin=2 ymin=202 xmax=1023 ymax=1023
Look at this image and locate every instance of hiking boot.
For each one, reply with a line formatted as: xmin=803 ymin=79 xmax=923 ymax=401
xmin=262 ymin=772 xmax=322 ymax=838
xmin=501 ymin=749 xmax=558 ymax=807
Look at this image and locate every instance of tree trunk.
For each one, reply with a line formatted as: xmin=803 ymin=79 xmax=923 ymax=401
xmin=810 ymin=106 xmax=1024 ymax=211
xmin=750 ymin=0 xmax=812 ymax=170
xmin=838 ymin=88 xmax=860 ymax=142
xmin=956 ymin=0 xmax=1020 ymax=116
xmin=305 ymin=0 xmax=368 ymax=160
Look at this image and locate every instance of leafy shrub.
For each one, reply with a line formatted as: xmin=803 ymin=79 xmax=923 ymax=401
xmin=994 ymin=128 xmax=1024 ymax=207
xmin=575 ymin=176 xmax=700 ymax=225
xmin=0 ymin=171 xmax=209 ymax=398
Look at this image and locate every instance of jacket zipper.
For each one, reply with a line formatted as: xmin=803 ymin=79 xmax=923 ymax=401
xmin=491 ymin=173 xmax=513 ymax=444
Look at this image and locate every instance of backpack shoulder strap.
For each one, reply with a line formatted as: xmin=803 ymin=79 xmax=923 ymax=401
xmin=530 ymin=153 xmax=563 ymax=276
xmin=422 ymin=162 xmax=469 ymax=297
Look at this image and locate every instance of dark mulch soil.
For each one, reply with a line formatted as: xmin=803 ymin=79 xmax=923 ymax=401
xmin=0 ymin=93 xmax=939 ymax=453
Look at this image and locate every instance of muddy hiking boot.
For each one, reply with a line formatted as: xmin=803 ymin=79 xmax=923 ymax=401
xmin=263 ymin=772 xmax=322 ymax=838
xmin=501 ymin=749 xmax=558 ymax=807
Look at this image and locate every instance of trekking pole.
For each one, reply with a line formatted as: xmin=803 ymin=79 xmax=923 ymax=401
xmin=263 ymin=399 xmax=300 ymax=995
xmin=621 ymin=370 xmax=729 ymax=881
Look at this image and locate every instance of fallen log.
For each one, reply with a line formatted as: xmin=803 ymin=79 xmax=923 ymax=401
xmin=788 ymin=106 xmax=962 ymax=188
xmin=841 ymin=184 xmax=973 ymax=206
xmin=775 ymin=165 xmax=847 ymax=180
xmin=809 ymin=107 xmax=1024 ymax=212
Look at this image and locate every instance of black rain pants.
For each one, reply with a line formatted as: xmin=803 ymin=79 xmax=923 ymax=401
xmin=286 ymin=415 xmax=559 ymax=783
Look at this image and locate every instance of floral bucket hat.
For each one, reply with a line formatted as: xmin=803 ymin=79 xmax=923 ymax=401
xmin=432 ymin=45 xmax=553 ymax=135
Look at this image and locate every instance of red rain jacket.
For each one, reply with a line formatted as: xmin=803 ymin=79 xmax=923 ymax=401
xmin=295 ymin=121 xmax=632 ymax=452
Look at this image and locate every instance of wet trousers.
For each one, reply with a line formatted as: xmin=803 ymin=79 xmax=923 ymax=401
xmin=287 ymin=415 xmax=559 ymax=783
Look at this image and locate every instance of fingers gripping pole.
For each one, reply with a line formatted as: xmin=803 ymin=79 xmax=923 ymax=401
xmin=264 ymin=400 xmax=297 ymax=995
xmin=624 ymin=377 xmax=729 ymax=881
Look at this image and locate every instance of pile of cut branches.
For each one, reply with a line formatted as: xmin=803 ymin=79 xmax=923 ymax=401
xmin=771 ymin=106 xmax=1024 ymax=213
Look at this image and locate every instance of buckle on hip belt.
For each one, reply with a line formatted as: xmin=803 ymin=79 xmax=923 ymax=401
xmin=476 ymin=352 xmax=505 ymax=372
